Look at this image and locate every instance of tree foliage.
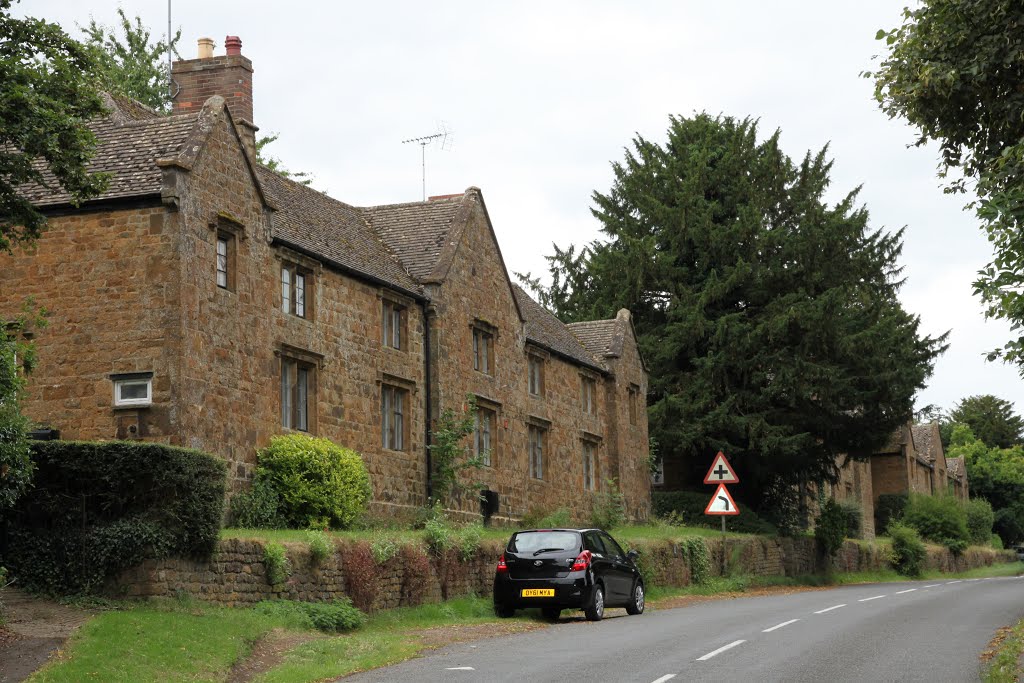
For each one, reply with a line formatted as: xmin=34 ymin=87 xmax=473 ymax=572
xmin=0 ymin=0 xmax=109 ymax=253
xmin=80 ymin=8 xmax=180 ymax=112
xmin=948 ymin=394 xmax=1024 ymax=449
xmin=947 ymin=424 xmax=1024 ymax=545
xmin=0 ymin=305 xmax=45 ymax=517
xmin=524 ymin=114 xmax=947 ymax=503
xmin=869 ymin=1 xmax=1024 ymax=369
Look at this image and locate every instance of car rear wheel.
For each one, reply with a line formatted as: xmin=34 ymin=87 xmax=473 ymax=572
xmin=626 ymin=580 xmax=645 ymax=615
xmin=541 ymin=607 xmax=561 ymax=621
xmin=584 ymin=584 xmax=605 ymax=621
xmin=494 ymin=603 xmax=515 ymax=618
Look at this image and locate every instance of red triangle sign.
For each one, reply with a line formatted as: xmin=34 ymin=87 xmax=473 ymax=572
xmin=703 ymin=451 xmax=739 ymax=484
xmin=705 ymin=483 xmax=740 ymax=516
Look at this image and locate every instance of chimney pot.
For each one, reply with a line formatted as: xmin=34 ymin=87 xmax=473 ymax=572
xmin=225 ymin=36 xmax=242 ymax=56
xmin=197 ymin=37 xmax=215 ymax=59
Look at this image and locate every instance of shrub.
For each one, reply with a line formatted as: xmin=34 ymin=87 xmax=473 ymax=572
xmin=454 ymin=523 xmax=483 ymax=560
xmin=343 ymin=541 xmax=379 ymax=612
xmin=521 ymin=506 xmax=572 ymax=529
xmin=228 ymin=478 xmax=282 ymax=529
xmin=888 ymin=521 xmax=926 ymax=577
xmin=815 ymin=499 xmax=848 ymax=560
xmin=369 ymin=531 xmax=400 ymax=564
xmin=991 ymin=533 xmax=1004 ymax=550
xmin=306 ymin=530 xmax=333 ymax=564
xmin=651 ymin=491 xmax=778 ymax=535
xmin=2 ymin=440 xmax=225 ymax=595
xmin=254 ymin=598 xmax=364 ymax=632
xmin=903 ymin=494 xmax=970 ymax=554
xmin=965 ymin=498 xmax=995 ymax=546
xmin=875 ymin=493 xmax=908 ymax=533
xmin=682 ymin=536 xmax=711 ymax=584
xmin=264 ymin=542 xmax=291 ymax=585
xmin=256 ymin=434 xmax=371 ymax=530
xmin=590 ymin=479 xmax=626 ymax=530
xmin=423 ymin=515 xmax=454 ymax=555
xmin=398 ymin=544 xmax=430 ymax=607
xmin=837 ymin=500 xmax=863 ymax=538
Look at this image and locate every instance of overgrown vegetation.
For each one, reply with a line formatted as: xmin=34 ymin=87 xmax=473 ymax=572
xmin=651 ymin=491 xmax=778 ymax=535
xmin=263 ymin=542 xmax=291 ymax=585
xmin=888 ymin=521 xmax=927 ymax=577
xmin=589 ymin=479 xmax=626 ymax=530
xmin=903 ymin=494 xmax=970 ymax=554
xmin=966 ymin=498 xmax=996 ymax=546
xmin=228 ymin=478 xmax=283 ymax=529
xmin=875 ymin=493 xmax=908 ymax=536
xmin=427 ymin=396 xmax=486 ymax=506
xmin=250 ymin=433 xmax=371 ymax=530
xmin=682 ymin=536 xmax=711 ymax=584
xmin=521 ymin=506 xmax=572 ymax=529
xmin=305 ymin=530 xmax=332 ymax=564
xmin=253 ymin=598 xmax=364 ymax=633
xmin=815 ymin=499 xmax=848 ymax=560
xmin=3 ymin=440 xmax=225 ymax=594
xmin=0 ymin=305 xmax=44 ymax=517
xmin=983 ymin=617 xmax=1024 ymax=683
xmin=836 ymin=500 xmax=863 ymax=539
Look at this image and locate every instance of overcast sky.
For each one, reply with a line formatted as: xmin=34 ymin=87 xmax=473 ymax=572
xmin=22 ymin=0 xmax=1024 ymax=416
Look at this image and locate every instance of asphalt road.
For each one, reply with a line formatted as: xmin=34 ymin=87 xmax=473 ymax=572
xmin=343 ymin=575 xmax=1024 ymax=682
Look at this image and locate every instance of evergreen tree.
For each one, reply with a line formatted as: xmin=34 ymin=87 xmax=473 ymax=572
xmin=526 ymin=114 xmax=947 ymax=504
xmin=948 ymin=394 xmax=1024 ymax=449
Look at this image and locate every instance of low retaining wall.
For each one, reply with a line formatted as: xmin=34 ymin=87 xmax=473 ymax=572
xmin=111 ymin=536 xmax=1016 ymax=610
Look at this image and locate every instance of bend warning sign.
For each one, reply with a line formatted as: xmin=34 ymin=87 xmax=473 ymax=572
xmin=705 ymin=483 xmax=739 ymax=516
xmin=703 ymin=451 xmax=739 ymax=485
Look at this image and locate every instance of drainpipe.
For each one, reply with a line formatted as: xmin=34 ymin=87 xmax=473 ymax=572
xmin=421 ymin=300 xmax=433 ymax=503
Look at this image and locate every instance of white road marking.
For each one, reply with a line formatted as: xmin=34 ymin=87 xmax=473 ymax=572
xmin=446 ymin=667 xmax=475 ymax=671
xmin=946 ymin=580 xmax=962 ymax=584
xmin=895 ymin=588 xmax=917 ymax=594
xmin=924 ymin=584 xmax=941 ymax=588
xmin=651 ymin=675 xmax=676 ymax=683
xmin=814 ymin=604 xmax=846 ymax=614
xmin=697 ymin=640 xmax=746 ymax=661
xmin=966 ymin=578 xmax=981 ymax=582
xmin=858 ymin=595 xmax=886 ymax=602
xmin=763 ymin=619 xmax=800 ymax=632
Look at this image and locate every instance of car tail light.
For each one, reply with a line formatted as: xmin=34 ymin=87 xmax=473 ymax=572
xmin=496 ymin=553 xmax=508 ymax=572
xmin=571 ymin=550 xmax=592 ymax=572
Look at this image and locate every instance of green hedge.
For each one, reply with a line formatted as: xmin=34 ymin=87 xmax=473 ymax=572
xmin=652 ymin=491 xmax=777 ymax=535
xmin=2 ymin=440 xmax=226 ymax=594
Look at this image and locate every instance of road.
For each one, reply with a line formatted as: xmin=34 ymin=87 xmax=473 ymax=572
xmin=343 ymin=575 xmax=1024 ymax=682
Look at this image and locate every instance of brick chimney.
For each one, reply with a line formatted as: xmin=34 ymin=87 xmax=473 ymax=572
xmin=172 ymin=36 xmax=258 ymax=157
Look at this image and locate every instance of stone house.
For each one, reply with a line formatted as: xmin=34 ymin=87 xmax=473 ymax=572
xmin=0 ymin=37 xmax=650 ymax=522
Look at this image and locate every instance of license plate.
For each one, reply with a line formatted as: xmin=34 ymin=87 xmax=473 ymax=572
xmin=521 ymin=588 xmax=555 ymax=598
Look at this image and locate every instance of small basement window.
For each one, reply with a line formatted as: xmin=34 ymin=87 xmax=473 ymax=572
xmin=112 ymin=373 xmax=153 ymax=407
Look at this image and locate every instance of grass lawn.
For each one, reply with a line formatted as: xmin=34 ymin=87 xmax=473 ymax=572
xmin=983 ymin=616 xmax=1024 ymax=683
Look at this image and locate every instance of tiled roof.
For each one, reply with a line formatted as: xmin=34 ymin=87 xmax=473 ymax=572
xmin=21 ymin=111 xmax=198 ymax=207
xmin=362 ymin=195 xmax=464 ymax=281
xmin=512 ymin=285 xmax=605 ymax=372
xmin=911 ymin=423 xmax=941 ymax=463
xmin=946 ymin=456 xmax=965 ymax=479
xmin=258 ymin=167 xmax=421 ymax=295
xmin=567 ymin=319 xmax=619 ymax=358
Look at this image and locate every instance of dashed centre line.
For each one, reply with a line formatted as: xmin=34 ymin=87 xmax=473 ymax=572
xmin=924 ymin=584 xmax=941 ymax=588
xmin=814 ymin=604 xmax=846 ymax=614
xmin=858 ymin=595 xmax=887 ymax=602
xmin=697 ymin=640 xmax=746 ymax=661
xmin=650 ymin=675 xmax=676 ymax=683
xmin=946 ymin=580 xmax=962 ymax=585
xmin=763 ymin=618 xmax=800 ymax=633
xmin=895 ymin=588 xmax=917 ymax=594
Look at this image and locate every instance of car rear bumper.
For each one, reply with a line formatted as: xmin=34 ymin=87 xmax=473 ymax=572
xmin=493 ymin=572 xmax=594 ymax=609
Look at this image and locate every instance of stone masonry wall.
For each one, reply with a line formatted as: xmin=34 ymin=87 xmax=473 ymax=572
xmin=111 ymin=536 xmax=1015 ymax=609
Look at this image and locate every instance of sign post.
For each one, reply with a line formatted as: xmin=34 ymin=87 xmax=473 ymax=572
xmin=703 ymin=452 xmax=740 ymax=575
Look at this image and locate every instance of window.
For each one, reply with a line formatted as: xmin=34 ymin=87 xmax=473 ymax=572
xmin=216 ymin=233 xmax=234 ymax=290
xmin=381 ymin=384 xmax=407 ymax=451
xmin=628 ymin=385 xmax=640 ymax=425
xmin=281 ymin=357 xmax=316 ymax=432
xmin=382 ymin=300 xmax=404 ymax=349
xmin=583 ymin=441 xmax=596 ymax=491
xmin=581 ymin=376 xmax=597 ymax=415
xmin=281 ymin=264 xmax=311 ymax=318
xmin=112 ymin=373 xmax=153 ymax=407
xmin=528 ymin=424 xmax=545 ymax=479
xmin=474 ymin=406 xmax=495 ymax=466
xmin=473 ymin=326 xmax=494 ymax=375
xmin=528 ymin=355 xmax=544 ymax=396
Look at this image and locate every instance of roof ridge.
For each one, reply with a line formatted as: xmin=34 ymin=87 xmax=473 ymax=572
xmin=362 ymin=193 xmax=465 ymax=211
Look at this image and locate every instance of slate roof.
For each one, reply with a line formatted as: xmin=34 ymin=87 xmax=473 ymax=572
xmin=258 ymin=167 xmax=421 ymax=295
xmin=362 ymin=196 xmax=464 ymax=281
xmin=567 ymin=319 xmax=619 ymax=359
xmin=511 ymin=285 xmax=605 ymax=372
xmin=911 ymin=423 xmax=942 ymax=464
xmin=20 ymin=111 xmax=198 ymax=207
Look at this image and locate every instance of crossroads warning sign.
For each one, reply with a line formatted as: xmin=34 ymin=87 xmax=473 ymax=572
xmin=703 ymin=451 xmax=739 ymax=485
xmin=704 ymin=483 xmax=739 ymax=516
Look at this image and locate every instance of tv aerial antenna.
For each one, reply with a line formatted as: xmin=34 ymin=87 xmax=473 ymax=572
xmin=402 ymin=122 xmax=453 ymax=201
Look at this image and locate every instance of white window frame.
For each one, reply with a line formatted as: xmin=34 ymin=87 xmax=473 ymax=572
xmin=113 ymin=374 xmax=153 ymax=407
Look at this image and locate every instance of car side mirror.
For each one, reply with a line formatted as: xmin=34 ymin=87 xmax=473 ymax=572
xmin=627 ymin=549 xmax=639 ymax=561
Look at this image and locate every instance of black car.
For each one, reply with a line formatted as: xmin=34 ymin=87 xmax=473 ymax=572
xmin=492 ymin=528 xmax=645 ymax=621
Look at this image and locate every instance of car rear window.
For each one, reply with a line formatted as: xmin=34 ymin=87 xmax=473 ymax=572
xmin=508 ymin=531 xmax=580 ymax=554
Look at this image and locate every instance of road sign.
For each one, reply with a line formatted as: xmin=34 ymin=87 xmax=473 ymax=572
xmin=703 ymin=451 xmax=739 ymax=485
xmin=704 ymin=483 xmax=739 ymax=516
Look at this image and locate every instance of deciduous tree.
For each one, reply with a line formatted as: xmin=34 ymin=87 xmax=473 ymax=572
xmin=524 ymin=114 xmax=947 ymax=508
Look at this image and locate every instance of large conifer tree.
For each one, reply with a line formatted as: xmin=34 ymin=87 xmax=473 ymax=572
xmin=528 ymin=114 xmax=947 ymax=506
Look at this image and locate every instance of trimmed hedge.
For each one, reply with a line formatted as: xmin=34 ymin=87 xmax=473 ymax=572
xmin=652 ymin=491 xmax=777 ymax=535
xmin=2 ymin=440 xmax=226 ymax=594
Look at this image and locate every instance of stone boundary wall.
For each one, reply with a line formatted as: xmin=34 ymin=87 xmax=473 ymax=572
xmin=111 ymin=536 xmax=1016 ymax=610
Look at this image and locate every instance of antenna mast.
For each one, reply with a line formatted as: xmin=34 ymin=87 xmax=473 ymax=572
xmin=167 ymin=0 xmax=173 ymax=101
xmin=401 ymin=123 xmax=452 ymax=201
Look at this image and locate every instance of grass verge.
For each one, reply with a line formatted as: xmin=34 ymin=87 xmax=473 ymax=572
xmin=983 ymin=618 xmax=1024 ymax=683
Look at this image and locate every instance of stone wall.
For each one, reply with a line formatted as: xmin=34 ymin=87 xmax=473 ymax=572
xmin=110 ymin=536 xmax=1016 ymax=609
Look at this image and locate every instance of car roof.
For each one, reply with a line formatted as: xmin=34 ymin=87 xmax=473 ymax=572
xmin=514 ymin=528 xmax=603 ymax=533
